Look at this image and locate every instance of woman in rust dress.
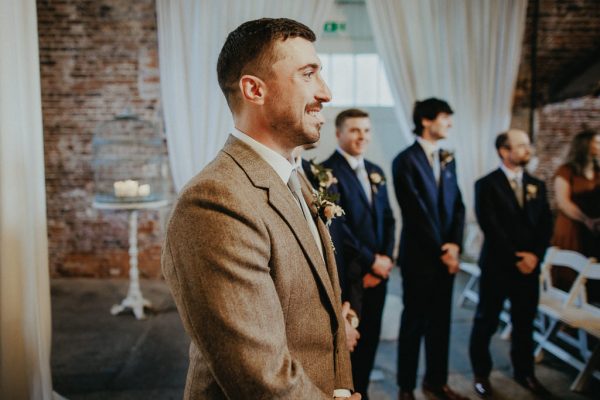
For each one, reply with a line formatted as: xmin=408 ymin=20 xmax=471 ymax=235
xmin=551 ymin=130 xmax=600 ymax=299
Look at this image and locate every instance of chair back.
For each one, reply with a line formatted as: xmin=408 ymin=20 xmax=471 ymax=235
xmin=539 ymin=247 xmax=593 ymax=307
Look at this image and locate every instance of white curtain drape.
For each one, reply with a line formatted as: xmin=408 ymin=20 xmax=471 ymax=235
xmin=157 ymin=0 xmax=334 ymax=191
xmin=365 ymin=0 xmax=528 ymax=215
xmin=0 ymin=1 xmax=53 ymax=399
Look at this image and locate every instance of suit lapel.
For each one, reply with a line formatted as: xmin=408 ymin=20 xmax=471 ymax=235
xmin=494 ymin=168 xmax=524 ymax=212
xmin=522 ymin=173 xmax=538 ymax=225
xmin=411 ymin=143 xmax=440 ymax=226
xmin=222 ymin=135 xmax=337 ymax=313
xmin=365 ymin=163 xmax=378 ymax=216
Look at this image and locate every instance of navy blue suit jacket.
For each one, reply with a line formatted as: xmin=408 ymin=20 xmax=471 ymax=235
xmin=475 ymin=168 xmax=552 ymax=275
xmin=323 ymin=151 xmax=396 ymax=310
xmin=392 ymin=141 xmax=465 ymax=272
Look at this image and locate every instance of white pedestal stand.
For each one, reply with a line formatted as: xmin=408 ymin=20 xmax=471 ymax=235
xmin=93 ymin=199 xmax=168 ymax=320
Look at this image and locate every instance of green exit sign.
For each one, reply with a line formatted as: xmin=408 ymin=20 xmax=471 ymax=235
xmin=323 ymin=21 xmax=347 ymax=33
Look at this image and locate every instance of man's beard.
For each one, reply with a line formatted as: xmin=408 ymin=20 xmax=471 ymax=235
xmin=269 ymin=107 xmax=320 ymax=146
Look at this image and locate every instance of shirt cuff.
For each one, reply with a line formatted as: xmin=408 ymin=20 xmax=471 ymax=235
xmin=333 ymin=388 xmax=352 ymax=398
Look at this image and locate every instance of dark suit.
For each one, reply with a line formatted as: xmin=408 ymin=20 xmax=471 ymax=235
xmin=392 ymin=141 xmax=465 ymax=390
xmin=469 ymin=168 xmax=552 ymax=379
xmin=323 ymin=150 xmax=396 ymax=398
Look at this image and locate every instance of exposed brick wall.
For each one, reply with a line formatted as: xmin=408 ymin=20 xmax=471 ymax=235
xmin=514 ymin=0 xmax=600 ymax=108
xmin=533 ymin=96 xmax=600 ymax=209
xmin=38 ymin=0 xmax=169 ymax=278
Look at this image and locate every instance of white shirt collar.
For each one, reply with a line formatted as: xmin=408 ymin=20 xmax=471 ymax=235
xmin=416 ymin=136 xmax=439 ymax=157
xmin=232 ymin=128 xmax=294 ymax=184
xmin=292 ymin=155 xmax=303 ymax=170
xmin=336 ymin=147 xmax=364 ymax=170
xmin=499 ymin=162 xmax=523 ymax=182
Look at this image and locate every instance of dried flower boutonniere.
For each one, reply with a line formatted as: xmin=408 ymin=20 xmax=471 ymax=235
xmin=308 ymin=160 xmax=345 ymax=228
xmin=309 ymin=159 xmax=338 ymax=189
xmin=526 ymin=184 xmax=538 ymax=201
xmin=312 ymin=189 xmax=345 ymax=227
xmin=439 ymin=149 xmax=455 ymax=169
xmin=369 ymin=172 xmax=385 ymax=194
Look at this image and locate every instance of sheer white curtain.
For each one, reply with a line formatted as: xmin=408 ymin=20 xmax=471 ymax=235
xmin=365 ymin=0 xmax=527 ymax=215
xmin=0 ymin=1 xmax=54 ymax=399
xmin=157 ymin=0 xmax=334 ymax=191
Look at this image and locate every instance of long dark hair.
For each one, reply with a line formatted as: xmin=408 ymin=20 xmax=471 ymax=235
xmin=565 ymin=130 xmax=599 ymax=176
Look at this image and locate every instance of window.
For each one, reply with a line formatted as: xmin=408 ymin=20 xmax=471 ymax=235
xmin=318 ymin=53 xmax=394 ymax=107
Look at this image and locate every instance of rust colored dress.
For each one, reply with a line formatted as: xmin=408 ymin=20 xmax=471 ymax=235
xmin=551 ymin=164 xmax=600 ymax=299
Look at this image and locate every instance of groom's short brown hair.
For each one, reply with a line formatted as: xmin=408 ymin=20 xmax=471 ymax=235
xmin=217 ymin=18 xmax=316 ymax=112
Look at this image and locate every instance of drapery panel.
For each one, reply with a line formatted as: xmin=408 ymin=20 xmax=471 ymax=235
xmin=156 ymin=0 xmax=334 ymax=191
xmin=365 ymin=0 xmax=528 ymax=216
xmin=0 ymin=1 xmax=53 ymax=398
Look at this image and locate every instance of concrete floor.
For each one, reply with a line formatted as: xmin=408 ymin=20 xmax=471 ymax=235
xmin=51 ymin=271 xmax=599 ymax=399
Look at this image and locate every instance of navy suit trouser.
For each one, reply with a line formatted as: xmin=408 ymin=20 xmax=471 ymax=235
xmin=469 ymin=269 xmax=539 ymax=379
xmin=397 ymin=265 xmax=455 ymax=390
xmin=351 ymin=279 xmax=387 ymax=399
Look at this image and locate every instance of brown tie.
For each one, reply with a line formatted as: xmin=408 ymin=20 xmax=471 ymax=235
xmin=510 ymin=177 xmax=524 ymax=207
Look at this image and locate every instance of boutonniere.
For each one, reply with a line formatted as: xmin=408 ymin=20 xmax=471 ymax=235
xmin=369 ymin=172 xmax=385 ymax=194
xmin=312 ymin=189 xmax=344 ymax=227
xmin=439 ymin=149 xmax=454 ymax=169
xmin=309 ymin=159 xmax=338 ymax=189
xmin=526 ymin=184 xmax=538 ymax=200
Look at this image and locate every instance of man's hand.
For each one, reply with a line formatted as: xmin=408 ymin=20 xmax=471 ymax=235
xmin=334 ymin=393 xmax=361 ymax=399
xmin=371 ymin=254 xmax=393 ymax=279
xmin=341 ymin=302 xmax=360 ymax=352
xmin=440 ymin=243 xmax=460 ymax=274
xmin=362 ymin=272 xmax=382 ymax=288
xmin=515 ymin=251 xmax=538 ymax=275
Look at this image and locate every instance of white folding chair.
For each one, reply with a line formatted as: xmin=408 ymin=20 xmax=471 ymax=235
xmin=559 ymin=261 xmax=600 ymax=391
xmin=535 ymin=247 xmax=600 ymax=390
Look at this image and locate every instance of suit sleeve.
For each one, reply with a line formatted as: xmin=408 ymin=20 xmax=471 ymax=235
xmin=475 ymin=178 xmax=518 ymax=257
xmin=380 ymin=174 xmax=397 ymax=259
xmin=449 ymin=162 xmax=466 ymax=249
xmin=162 ymin=180 xmax=330 ymax=399
xmin=533 ymin=182 xmax=553 ymax=262
xmin=337 ymin=200 xmax=376 ymax=275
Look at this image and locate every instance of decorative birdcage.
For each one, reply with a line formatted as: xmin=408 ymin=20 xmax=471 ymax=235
xmin=92 ymin=111 xmax=168 ymax=204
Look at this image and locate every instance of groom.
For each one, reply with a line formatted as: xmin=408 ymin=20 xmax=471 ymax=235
xmin=162 ymin=18 xmax=358 ymax=399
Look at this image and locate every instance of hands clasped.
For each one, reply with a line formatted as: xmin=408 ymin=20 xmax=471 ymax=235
xmin=515 ymin=251 xmax=538 ymax=274
xmin=440 ymin=243 xmax=460 ymax=274
xmin=363 ymin=254 xmax=393 ymax=288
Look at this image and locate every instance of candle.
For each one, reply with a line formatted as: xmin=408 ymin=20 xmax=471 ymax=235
xmin=114 ymin=180 xmax=140 ymax=197
xmin=137 ymin=184 xmax=151 ymax=197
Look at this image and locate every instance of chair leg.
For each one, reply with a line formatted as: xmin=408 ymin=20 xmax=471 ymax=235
xmin=577 ymin=329 xmax=590 ymax=360
xmin=534 ymin=317 xmax=558 ymax=358
xmin=571 ymin=343 xmax=600 ymax=392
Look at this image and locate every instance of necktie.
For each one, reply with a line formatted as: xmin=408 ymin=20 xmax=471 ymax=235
xmin=355 ymin=162 xmax=372 ymax=203
xmin=288 ymin=169 xmax=324 ymax=257
xmin=510 ymin=177 xmax=524 ymax=207
xmin=431 ymin=150 xmax=441 ymax=185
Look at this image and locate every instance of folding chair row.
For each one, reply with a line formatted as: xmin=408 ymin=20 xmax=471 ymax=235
xmin=536 ymin=246 xmax=600 ymax=391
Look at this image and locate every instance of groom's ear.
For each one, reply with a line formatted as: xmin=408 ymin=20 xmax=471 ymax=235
xmin=239 ymin=75 xmax=266 ymax=105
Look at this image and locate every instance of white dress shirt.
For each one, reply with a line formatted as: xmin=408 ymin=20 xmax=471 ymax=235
xmin=416 ymin=136 xmax=441 ymax=183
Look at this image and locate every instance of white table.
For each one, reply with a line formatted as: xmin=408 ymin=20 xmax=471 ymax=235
xmin=93 ymin=199 xmax=168 ymax=319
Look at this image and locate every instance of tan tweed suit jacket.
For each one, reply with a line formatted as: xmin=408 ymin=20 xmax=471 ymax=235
xmin=162 ymin=135 xmax=353 ymax=399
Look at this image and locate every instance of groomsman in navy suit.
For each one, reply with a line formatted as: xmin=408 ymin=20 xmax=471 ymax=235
xmin=392 ymin=98 xmax=466 ymax=400
xmin=323 ymin=108 xmax=396 ymax=399
xmin=469 ymin=130 xmax=552 ymax=398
